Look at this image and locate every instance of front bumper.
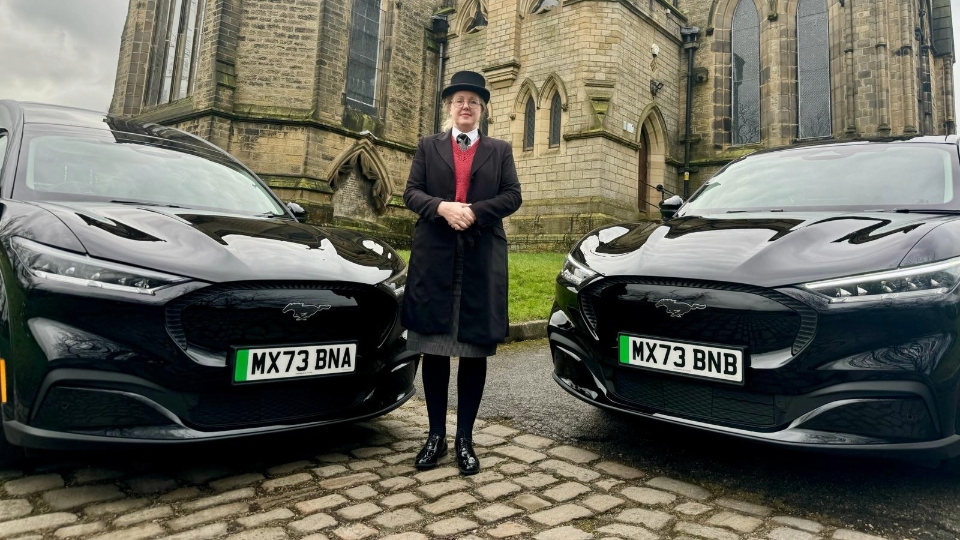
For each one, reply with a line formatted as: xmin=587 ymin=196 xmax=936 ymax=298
xmin=549 ymin=311 xmax=960 ymax=462
xmin=4 ymin=349 xmax=419 ymax=451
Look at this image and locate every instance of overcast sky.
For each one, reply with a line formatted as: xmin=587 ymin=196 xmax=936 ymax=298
xmin=1 ymin=0 xmax=959 ymax=120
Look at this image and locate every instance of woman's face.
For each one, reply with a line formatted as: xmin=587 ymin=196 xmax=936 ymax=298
xmin=448 ymin=91 xmax=484 ymax=132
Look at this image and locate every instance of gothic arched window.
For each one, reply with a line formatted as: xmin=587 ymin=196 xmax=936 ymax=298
xmin=797 ymin=0 xmax=831 ymax=138
xmin=345 ymin=0 xmax=383 ymax=115
xmin=549 ymin=93 xmax=562 ymax=147
xmin=731 ymin=0 xmax=760 ymax=145
xmin=523 ymin=97 xmax=536 ymax=150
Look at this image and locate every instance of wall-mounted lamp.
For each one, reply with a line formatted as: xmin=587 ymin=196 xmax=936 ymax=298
xmin=650 ymin=79 xmax=664 ymax=96
xmin=533 ymin=0 xmax=559 ymax=13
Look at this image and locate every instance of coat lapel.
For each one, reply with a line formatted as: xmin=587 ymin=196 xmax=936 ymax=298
xmin=433 ymin=131 xmax=455 ymax=173
xmin=470 ymin=135 xmax=493 ymax=176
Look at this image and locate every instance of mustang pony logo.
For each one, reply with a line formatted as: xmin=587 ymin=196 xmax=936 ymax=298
xmin=654 ymin=298 xmax=706 ymax=318
xmin=282 ymin=303 xmax=331 ymax=321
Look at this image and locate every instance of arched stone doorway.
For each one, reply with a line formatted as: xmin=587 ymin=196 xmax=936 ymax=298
xmin=637 ymin=106 xmax=668 ymax=219
xmin=637 ymin=126 xmax=650 ymax=213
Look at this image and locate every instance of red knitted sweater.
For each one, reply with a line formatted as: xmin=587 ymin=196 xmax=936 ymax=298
xmin=452 ymin=137 xmax=478 ymax=203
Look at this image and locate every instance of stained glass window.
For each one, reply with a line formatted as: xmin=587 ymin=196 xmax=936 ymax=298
xmin=524 ymin=97 xmax=536 ymax=150
xmin=549 ymin=93 xmax=562 ymax=147
xmin=797 ymin=0 xmax=831 ymax=138
xmin=731 ymin=0 xmax=760 ymax=145
xmin=345 ymin=0 xmax=383 ymax=114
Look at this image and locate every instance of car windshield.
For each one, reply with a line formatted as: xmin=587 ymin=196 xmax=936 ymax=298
xmin=14 ymin=127 xmax=286 ymax=217
xmin=681 ymin=143 xmax=960 ymax=214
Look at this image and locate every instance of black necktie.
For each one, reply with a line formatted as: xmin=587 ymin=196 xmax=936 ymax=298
xmin=456 ymin=133 xmax=470 ymax=151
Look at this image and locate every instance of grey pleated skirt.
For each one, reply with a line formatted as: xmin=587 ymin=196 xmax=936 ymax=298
xmin=406 ymin=236 xmax=498 ymax=358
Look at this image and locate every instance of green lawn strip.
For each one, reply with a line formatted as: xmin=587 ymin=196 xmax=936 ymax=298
xmin=395 ymin=250 xmax=565 ymax=322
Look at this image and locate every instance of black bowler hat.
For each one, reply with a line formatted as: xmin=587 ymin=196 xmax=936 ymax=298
xmin=441 ymin=71 xmax=490 ymax=103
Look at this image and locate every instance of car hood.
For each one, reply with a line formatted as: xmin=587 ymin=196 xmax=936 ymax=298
xmin=575 ymin=212 xmax=958 ymax=288
xmin=32 ymin=202 xmax=403 ymax=284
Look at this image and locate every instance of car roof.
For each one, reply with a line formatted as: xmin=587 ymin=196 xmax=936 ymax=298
xmin=749 ymin=134 xmax=960 ymax=156
xmin=15 ymin=101 xmax=110 ymax=129
xmin=2 ymin=100 xmax=232 ymax=159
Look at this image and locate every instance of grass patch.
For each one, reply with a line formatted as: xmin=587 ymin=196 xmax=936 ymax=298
xmin=396 ymin=250 xmax=565 ymax=322
xmin=507 ymin=252 xmax=565 ymax=322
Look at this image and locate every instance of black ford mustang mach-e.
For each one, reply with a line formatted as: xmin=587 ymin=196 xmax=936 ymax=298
xmin=550 ymin=135 xmax=960 ymax=467
xmin=0 ymin=101 xmax=414 ymax=463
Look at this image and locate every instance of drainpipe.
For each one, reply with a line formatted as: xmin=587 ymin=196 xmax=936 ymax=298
xmin=680 ymin=26 xmax=700 ymax=199
xmin=431 ymin=15 xmax=449 ymax=134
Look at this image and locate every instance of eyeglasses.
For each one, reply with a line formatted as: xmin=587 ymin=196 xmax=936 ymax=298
xmin=452 ymin=98 xmax=482 ymax=109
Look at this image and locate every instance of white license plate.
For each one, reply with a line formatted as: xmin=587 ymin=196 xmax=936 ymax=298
xmin=618 ymin=334 xmax=745 ymax=384
xmin=233 ymin=343 xmax=356 ymax=383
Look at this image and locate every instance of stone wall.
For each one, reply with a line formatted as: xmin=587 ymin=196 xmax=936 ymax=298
xmin=111 ymin=0 xmax=957 ymax=253
xmin=683 ymin=0 xmax=956 ymax=195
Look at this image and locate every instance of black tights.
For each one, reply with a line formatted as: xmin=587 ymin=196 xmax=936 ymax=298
xmin=420 ymin=354 xmax=487 ymax=440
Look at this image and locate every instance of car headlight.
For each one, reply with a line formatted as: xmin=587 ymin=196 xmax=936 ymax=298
xmin=559 ymin=254 xmax=601 ymax=289
xmin=381 ymin=263 xmax=407 ymax=297
xmin=802 ymin=257 xmax=960 ymax=303
xmin=11 ymin=237 xmax=188 ymax=295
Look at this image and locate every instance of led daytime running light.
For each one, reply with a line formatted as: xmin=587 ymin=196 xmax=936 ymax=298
xmin=560 ymin=254 xmax=599 ymax=288
xmin=803 ymin=257 xmax=960 ymax=303
xmin=12 ymin=237 xmax=187 ymax=295
xmin=382 ymin=264 xmax=407 ymax=297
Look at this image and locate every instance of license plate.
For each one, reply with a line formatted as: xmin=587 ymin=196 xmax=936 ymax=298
xmin=232 ymin=343 xmax=357 ymax=383
xmin=618 ymin=334 xmax=745 ymax=384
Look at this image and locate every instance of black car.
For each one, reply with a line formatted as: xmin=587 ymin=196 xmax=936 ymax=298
xmin=0 ymin=101 xmax=416 ymax=463
xmin=550 ymin=136 xmax=960 ymax=467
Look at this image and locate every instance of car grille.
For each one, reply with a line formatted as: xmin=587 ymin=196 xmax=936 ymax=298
xmin=580 ymin=277 xmax=816 ymax=355
xmin=166 ymin=282 xmax=398 ymax=360
xmin=613 ymin=368 xmax=776 ymax=426
xmin=194 ymin=383 xmax=365 ymax=428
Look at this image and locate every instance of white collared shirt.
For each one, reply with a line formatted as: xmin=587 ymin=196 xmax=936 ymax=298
xmin=451 ymin=127 xmax=479 ymax=148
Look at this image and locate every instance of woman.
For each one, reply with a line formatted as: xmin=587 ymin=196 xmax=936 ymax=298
xmin=401 ymin=71 xmax=522 ymax=475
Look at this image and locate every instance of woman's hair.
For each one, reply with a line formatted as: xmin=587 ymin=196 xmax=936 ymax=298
xmin=441 ymin=94 xmax=489 ymax=132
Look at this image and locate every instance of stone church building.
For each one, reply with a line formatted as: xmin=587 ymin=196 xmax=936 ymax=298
xmin=110 ymin=0 xmax=955 ymax=250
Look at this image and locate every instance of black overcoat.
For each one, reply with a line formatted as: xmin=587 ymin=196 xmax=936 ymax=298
xmin=401 ymin=131 xmax=522 ymax=345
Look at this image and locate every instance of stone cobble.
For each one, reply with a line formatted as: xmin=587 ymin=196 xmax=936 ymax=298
xmin=0 ymin=400 xmax=893 ymax=539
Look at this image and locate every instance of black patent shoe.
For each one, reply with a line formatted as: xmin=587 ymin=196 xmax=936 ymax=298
xmin=414 ymin=433 xmax=448 ymax=470
xmin=455 ymin=437 xmax=480 ymax=475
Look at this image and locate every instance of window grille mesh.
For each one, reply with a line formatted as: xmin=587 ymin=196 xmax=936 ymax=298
xmin=797 ymin=0 xmax=831 ymax=139
xmin=524 ymin=97 xmax=536 ymax=150
xmin=549 ymin=94 xmax=562 ymax=147
xmin=345 ymin=0 xmax=383 ymax=113
xmin=731 ymin=0 xmax=760 ymax=145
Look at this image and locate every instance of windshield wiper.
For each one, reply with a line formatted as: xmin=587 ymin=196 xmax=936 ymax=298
xmin=110 ymin=200 xmax=185 ymax=209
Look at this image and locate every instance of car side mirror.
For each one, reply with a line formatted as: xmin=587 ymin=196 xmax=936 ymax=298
xmin=286 ymin=202 xmax=308 ymax=223
xmin=658 ymin=195 xmax=684 ymax=221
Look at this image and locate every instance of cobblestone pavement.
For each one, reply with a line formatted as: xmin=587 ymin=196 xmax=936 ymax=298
xmin=0 ymin=399 xmax=892 ymax=540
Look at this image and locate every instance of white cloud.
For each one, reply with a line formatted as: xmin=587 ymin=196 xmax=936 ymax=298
xmin=0 ymin=0 xmax=127 ymax=112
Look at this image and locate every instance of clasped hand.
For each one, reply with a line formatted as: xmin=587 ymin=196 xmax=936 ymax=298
xmin=438 ymin=201 xmax=476 ymax=231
